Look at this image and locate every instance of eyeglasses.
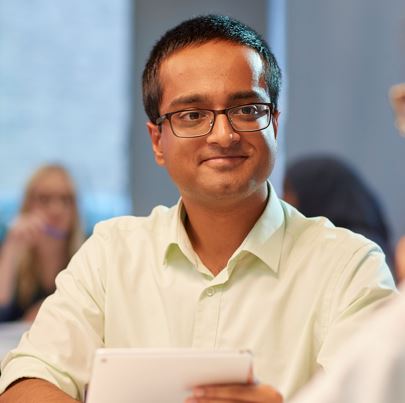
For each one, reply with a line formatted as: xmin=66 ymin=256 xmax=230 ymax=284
xmin=155 ymin=102 xmax=275 ymax=138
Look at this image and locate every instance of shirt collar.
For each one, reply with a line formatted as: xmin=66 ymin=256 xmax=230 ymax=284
xmin=236 ymin=183 xmax=285 ymax=274
xmin=163 ymin=183 xmax=286 ymax=274
xmin=163 ymin=199 xmax=198 ymax=267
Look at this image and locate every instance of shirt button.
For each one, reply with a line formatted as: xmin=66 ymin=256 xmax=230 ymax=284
xmin=206 ymin=287 xmax=215 ymax=297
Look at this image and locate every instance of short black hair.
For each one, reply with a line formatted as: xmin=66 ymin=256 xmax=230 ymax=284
xmin=142 ymin=14 xmax=282 ymax=123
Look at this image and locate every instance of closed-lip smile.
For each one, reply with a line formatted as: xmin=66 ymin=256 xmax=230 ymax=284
xmin=199 ymin=153 xmax=248 ymax=168
xmin=200 ymin=152 xmax=248 ymax=163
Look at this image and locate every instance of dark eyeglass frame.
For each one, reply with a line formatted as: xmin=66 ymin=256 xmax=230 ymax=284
xmin=155 ymin=102 xmax=276 ymax=138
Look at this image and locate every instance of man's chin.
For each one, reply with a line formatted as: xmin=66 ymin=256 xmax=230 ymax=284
xmin=191 ymin=179 xmax=261 ymax=203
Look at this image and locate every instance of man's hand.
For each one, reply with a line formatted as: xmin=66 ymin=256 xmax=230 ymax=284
xmin=185 ymin=383 xmax=283 ymax=403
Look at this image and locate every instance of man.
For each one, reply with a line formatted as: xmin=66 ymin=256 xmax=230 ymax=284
xmin=0 ymin=15 xmax=395 ymax=403
xmin=287 ymin=84 xmax=405 ymax=403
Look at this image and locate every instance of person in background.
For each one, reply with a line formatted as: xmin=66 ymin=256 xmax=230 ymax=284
xmin=0 ymin=15 xmax=396 ymax=403
xmin=285 ymin=83 xmax=405 ymax=403
xmin=395 ymin=236 xmax=405 ymax=282
xmin=390 ymin=83 xmax=405 ymax=135
xmin=0 ymin=164 xmax=84 ymax=322
xmin=283 ymin=155 xmax=395 ymax=280
xmin=391 ymin=83 xmax=405 ymax=283
xmin=288 ymin=286 xmax=405 ymax=403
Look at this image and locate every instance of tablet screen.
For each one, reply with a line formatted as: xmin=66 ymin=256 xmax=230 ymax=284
xmin=85 ymin=348 xmax=252 ymax=403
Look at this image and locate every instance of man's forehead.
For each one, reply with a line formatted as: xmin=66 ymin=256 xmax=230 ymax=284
xmin=161 ymin=40 xmax=263 ymax=66
xmin=166 ymin=89 xmax=270 ymax=109
xmin=158 ymin=41 xmax=268 ymax=109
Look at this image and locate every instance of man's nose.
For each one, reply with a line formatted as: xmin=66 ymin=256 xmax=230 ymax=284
xmin=206 ymin=113 xmax=240 ymax=146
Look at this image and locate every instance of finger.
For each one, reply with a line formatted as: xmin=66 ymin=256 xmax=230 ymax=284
xmin=20 ymin=219 xmax=43 ymax=242
xmin=190 ymin=384 xmax=283 ymax=403
xmin=9 ymin=214 xmax=45 ymax=243
xmin=186 ymin=400 xmax=249 ymax=403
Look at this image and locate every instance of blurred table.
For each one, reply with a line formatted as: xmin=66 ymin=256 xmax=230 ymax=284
xmin=0 ymin=321 xmax=30 ymax=360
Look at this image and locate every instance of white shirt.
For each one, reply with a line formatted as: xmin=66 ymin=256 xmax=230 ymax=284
xmin=290 ymin=286 xmax=405 ymax=403
xmin=0 ymin=188 xmax=396 ymax=401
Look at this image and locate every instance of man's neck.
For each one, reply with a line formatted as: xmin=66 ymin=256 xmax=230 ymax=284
xmin=183 ymin=186 xmax=269 ymax=275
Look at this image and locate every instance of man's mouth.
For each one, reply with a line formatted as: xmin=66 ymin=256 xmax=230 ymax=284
xmin=200 ymin=154 xmax=248 ymax=168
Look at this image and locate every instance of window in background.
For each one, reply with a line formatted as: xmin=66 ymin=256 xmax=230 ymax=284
xmin=0 ymin=0 xmax=131 ymax=237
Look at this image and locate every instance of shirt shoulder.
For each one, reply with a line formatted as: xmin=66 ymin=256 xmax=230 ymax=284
xmin=91 ymin=204 xmax=176 ymax=241
xmin=281 ymin=200 xmax=380 ymax=257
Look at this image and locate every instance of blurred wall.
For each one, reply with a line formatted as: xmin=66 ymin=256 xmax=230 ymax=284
xmin=285 ymin=0 xmax=405 ymax=244
xmin=0 ymin=0 xmax=132 ymax=234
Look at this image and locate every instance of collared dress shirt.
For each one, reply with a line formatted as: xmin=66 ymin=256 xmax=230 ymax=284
xmin=0 ymin=187 xmax=396 ymax=401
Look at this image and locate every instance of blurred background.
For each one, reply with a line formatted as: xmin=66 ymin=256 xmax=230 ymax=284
xmin=1 ymin=0 xmax=405 ymax=247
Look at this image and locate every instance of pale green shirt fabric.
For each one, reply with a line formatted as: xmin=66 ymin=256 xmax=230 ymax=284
xmin=0 ymin=188 xmax=396 ymax=401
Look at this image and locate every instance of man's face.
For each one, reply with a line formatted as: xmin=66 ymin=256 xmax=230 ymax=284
xmin=147 ymin=40 xmax=279 ymax=205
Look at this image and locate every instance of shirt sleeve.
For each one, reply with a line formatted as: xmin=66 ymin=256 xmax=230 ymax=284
xmin=317 ymin=241 xmax=397 ymax=369
xmin=0 ymin=228 xmax=108 ymax=401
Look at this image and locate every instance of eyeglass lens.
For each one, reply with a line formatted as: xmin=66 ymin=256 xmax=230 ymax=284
xmin=170 ymin=104 xmax=271 ymax=137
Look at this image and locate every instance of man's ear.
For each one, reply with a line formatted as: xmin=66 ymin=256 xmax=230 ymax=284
xmin=147 ymin=121 xmax=165 ymax=166
xmin=272 ymin=110 xmax=280 ymax=140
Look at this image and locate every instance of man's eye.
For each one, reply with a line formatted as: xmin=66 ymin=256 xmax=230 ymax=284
xmin=178 ymin=111 xmax=207 ymax=121
xmin=187 ymin=112 xmax=202 ymax=120
xmin=240 ymin=105 xmax=258 ymax=115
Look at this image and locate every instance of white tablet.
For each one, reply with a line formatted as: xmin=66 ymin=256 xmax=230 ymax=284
xmin=85 ymin=348 xmax=252 ymax=403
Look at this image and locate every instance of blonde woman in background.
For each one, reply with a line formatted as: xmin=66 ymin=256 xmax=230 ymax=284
xmin=0 ymin=164 xmax=84 ymax=322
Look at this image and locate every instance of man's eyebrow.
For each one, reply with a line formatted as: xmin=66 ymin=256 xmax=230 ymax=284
xmin=228 ymin=90 xmax=269 ymax=102
xmin=168 ymin=95 xmax=207 ymax=109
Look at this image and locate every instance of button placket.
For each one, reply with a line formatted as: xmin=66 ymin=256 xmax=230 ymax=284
xmin=191 ymin=285 xmax=222 ymax=348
